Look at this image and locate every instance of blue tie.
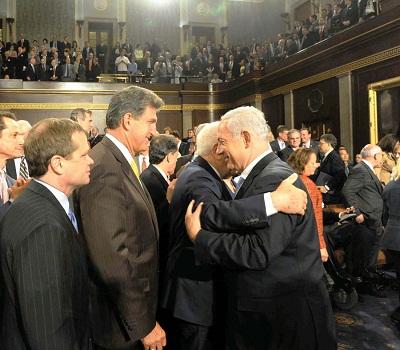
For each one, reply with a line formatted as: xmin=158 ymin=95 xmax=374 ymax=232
xmin=232 ymin=176 xmax=245 ymax=198
xmin=68 ymin=208 xmax=78 ymax=233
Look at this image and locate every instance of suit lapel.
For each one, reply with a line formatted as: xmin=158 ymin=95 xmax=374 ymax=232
xmin=148 ymin=164 xmax=169 ymax=191
xmin=29 ymin=181 xmax=77 ymax=235
xmin=361 ymin=161 xmax=382 ymax=194
xmin=236 ymin=152 xmax=278 ymax=199
xmin=101 ymin=137 xmax=159 ymax=236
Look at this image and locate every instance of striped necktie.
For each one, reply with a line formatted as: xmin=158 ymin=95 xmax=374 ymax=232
xmin=19 ymin=155 xmax=29 ymax=180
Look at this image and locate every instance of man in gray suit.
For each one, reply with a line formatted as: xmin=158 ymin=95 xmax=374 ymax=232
xmin=342 ymin=144 xmax=385 ymax=297
xmin=1 ymin=118 xmax=93 ymax=349
xmin=62 ymin=56 xmax=76 ymax=82
xmin=0 ymin=111 xmax=27 ymax=218
xmin=75 ymin=86 xmax=167 ymax=350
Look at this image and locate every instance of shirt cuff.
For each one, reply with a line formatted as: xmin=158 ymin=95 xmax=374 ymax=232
xmin=264 ymin=192 xmax=278 ymax=217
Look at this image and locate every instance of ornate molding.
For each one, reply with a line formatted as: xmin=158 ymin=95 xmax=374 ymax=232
xmin=270 ymin=46 xmax=400 ymax=96
xmin=0 ymin=103 xmax=180 ymax=111
xmin=182 ymin=103 xmax=231 ymax=111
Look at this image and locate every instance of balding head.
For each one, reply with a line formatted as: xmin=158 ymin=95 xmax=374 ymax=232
xmin=361 ymin=144 xmax=383 ymax=167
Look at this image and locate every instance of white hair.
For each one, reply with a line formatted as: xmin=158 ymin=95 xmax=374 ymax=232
xmin=220 ymin=106 xmax=268 ymax=142
xmin=195 ymin=122 xmax=220 ymax=157
xmin=361 ymin=144 xmax=381 ymax=158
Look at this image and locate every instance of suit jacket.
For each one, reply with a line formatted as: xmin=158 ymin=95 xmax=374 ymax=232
xmin=269 ymin=139 xmax=287 ymax=154
xmin=5 ymin=159 xmax=17 ymax=179
xmin=193 ymin=153 xmax=335 ymax=347
xmin=0 ymin=174 xmax=15 ymax=219
xmin=381 ymin=179 xmax=400 ymax=251
xmin=162 ymin=156 xmax=268 ymax=326
xmin=278 ymin=146 xmax=295 ymax=163
xmin=50 ymin=40 xmax=61 ymax=51
xmin=301 ymin=140 xmax=321 ymax=160
xmin=342 ymin=3 xmax=359 ymax=26
xmin=74 ymin=136 xmax=159 ymax=348
xmin=17 ymin=39 xmax=30 ymax=51
xmin=82 ymin=47 xmax=95 ymax=61
xmin=48 ymin=64 xmax=62 ymax=81
xmin=61 ymin=63 xmax=76 ymax=82
xmin=24 ymin=63 xmax=38 ymax=81
xmin=342 ymin=160 xmax=383 ymax=230
xmin=89 ymin=134 xmax=105 ymax=148
xmin=37 ymin=63 xmax=50 ymax=81
xmin=311 ymin=150 xmax=346 ymax=204
xmin=178 ymin=141 xmax=190 ymax=156
xmin=140 ymin=164 xmax=170 ymax=296
xmin=0 ymin=180 xmax=90 ymax=349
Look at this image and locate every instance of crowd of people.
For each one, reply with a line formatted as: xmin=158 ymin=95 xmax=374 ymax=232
xmin=1 ymin=82 xmax=400 ymax=348
xmin=0 ymin=0 xmax=380 ymax=84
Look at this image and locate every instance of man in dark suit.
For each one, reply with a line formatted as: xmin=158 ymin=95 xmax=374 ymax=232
xmin=0 ymin=111 xmax=27 ymax=218
xmin=82 ymin=41 xmax=95 ymax=61
xmin=171 ymin=130 xmax=190 ymax=155
xmin=300 ymin=127 xmax=321 ymax=159
xmin=75 ymin=86 xmax=166 ymax=350
xmin=342 ymin=144 xmax=385 ymax=297
xmin=37 ymin=57 xmax=50 ymax=81
xmin=278 ymin=128 xmax=301 ymax=163
xmin=140 ymin=135 xmax=178 ymax=344
xmin=185 ymin=106 xmax=336 ymax=350
xmin=312 ymin=133 xmax=346 ymax=204
xmin=342 ymin=0 xmax=359 ymax=28
xmin=48 ymin=58 xmax=62 ymax=81
xmin=269 ymin=125 xmax=288 ymax=154
xmin=0 ymin=118 xmax=93 ymax=349
xmin=88 ymin=127 xmax=104 ymax=148
xmin=163 ymin=121 xmax=308 ymax=349
xmin=96 ymin=37 xmax=108 ymax=73
xmin=24 ymin=57 xmax=38 ymax=81
xmin=17 ymin=33 xmax=30 ymax=52
xmin=50 ymin=33 xmax=61 ymax=51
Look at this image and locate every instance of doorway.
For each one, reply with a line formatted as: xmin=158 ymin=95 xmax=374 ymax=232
xmin=88 ymin=22 xmax=113 ymax=73
xmin=191 ymin=26 xmax=215 ymax=45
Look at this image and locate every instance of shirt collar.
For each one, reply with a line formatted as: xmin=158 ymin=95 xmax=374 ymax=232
xmin=33 ymin=178 xmax=70 ymax=215
xmin=240 ymin=149 xmax=272 ymax=180
xmin=106 ymin=133 xmax=133 ymax=165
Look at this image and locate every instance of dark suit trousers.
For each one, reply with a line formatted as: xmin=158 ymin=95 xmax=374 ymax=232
xmin=225 ymin=280 xmax=336 ymax=350
xmin=174 ymin=318 xmax=215 ymax=350
xmin=92 ymin=341 xmax=143 ymax=350
xmin=351 ymin=223 xmax=382 ymax=273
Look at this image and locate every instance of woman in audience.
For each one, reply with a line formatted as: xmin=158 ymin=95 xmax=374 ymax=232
xmin=42 ymin=38 xmax=50 ymax=52
xmin=288 ymin=147 xmax=328 ymax=261
xmin=377 ymin=134 xmax=399 ymax=186
xmin=381 ymin=163 xmax=400 ymax=320
xmin=70 ymin=40 xmax=79 ymax=57
xmin=134 ymin=43 xmax=144 ymax=60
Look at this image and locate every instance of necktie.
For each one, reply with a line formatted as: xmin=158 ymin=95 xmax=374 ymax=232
xmin=345 ymin=165 xmax=349 ymax=177
xmin=0 ymin=169 xmax=9 ymax=204
xmin=232 ymin=176 xmax=245 ymax=197
xmin=68 ymin=207 xmax=78 ymax=233
xmin=130 ymin=159 xmax=139 ymax=179
xmin=43 ymin=64 xmax=45 ymax=71
xmin=19 ymin=155 xmax=29 ymax=180
xmin=89 ymin=59 xmax=92 ymax=71
xmin=65 ymin=64 xmax=69 ymax=77
xmin=142 ymin=157 xmax=147 ymax=172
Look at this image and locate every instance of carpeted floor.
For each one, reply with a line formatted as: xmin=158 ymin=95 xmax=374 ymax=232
xmin=334 ymin=272 xmax=400 ymax=349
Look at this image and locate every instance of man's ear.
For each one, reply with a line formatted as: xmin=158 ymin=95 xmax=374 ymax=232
xmin=242 ymin=131 xmax=251 ymax=148
xmin=49 ymin=155 xmax=63 ymax=175
xmin=121 ymin=113 xmax=133 ymax=130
